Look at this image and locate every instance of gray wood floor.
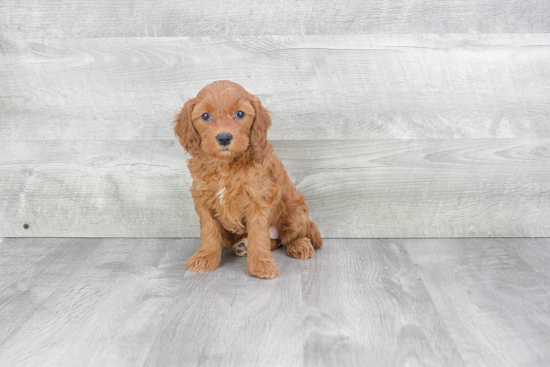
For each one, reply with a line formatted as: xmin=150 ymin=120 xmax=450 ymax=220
xmin=1 ymin=237 xmax=549 ymax=366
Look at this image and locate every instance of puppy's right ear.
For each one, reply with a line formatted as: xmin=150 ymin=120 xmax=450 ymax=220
xmin=173 ymin=98 xmax=200 ymax=156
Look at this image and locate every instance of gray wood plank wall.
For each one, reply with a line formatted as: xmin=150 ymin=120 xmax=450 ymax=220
xmin=2 ymin=1 xmax=550 ymax=37
xmin=1 ymin=2 xmax=549 ymax=237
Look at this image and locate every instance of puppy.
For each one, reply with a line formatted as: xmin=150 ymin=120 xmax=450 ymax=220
xmin=174 ymin=80 xmax=322 ymax=278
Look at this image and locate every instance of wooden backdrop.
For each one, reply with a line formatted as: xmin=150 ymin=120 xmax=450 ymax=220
xmin=1 ymin=1 xmax=549 ymax=237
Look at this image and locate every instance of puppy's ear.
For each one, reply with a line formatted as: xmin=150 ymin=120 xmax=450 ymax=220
xmin=250 ymin=96 xmax=272 ymax=160
xmin=173 ymin=98 xmax=200 ymax=156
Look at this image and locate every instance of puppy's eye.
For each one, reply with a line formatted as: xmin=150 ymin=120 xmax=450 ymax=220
xmin=235 ymin=111 xmax=245 ymax=119
xmin=201 ymin=113 xmax=211 ymax=121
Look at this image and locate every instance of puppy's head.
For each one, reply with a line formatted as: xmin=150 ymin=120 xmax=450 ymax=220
xmin=174 ymin=80 xmax=271 ymax=161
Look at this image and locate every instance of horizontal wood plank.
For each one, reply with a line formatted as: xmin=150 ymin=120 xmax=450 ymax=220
xmin=1 ymin=139 xmax=549 ymax=237
xmin=2 ymin=35 xmax=550 ymax=141
xmin=1 ymin=0 xmax=550 ymax=38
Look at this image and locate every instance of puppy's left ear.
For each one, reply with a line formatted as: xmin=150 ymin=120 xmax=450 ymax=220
xmin=250 ymin=96 xmax=272 ymax=161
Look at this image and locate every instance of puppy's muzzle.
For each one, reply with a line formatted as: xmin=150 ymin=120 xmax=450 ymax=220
xmin=216 ymin=133 xmax=233 ymax=146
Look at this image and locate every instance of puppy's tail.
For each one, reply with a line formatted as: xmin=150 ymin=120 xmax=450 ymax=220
xmin=307 ymin=220 xmax=323 ymax=249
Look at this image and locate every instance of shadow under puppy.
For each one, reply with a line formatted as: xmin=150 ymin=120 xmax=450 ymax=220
xmin=174 ymin=80 xmax=322 ymax=279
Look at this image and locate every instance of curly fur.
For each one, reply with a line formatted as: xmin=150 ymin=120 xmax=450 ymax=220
xmin=174 ymin=80 xmax=322 ymax=279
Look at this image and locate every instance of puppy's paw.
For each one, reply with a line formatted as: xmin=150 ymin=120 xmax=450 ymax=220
xmin=187 ymin=251 xmax=221 ymax=272
xmin=287 ymin=237 xmax=315 ymax=260
xmin=248 ymin=258 xmax=279 ymax=279
xmin=232 ymin=238 xmax=248 ymax=257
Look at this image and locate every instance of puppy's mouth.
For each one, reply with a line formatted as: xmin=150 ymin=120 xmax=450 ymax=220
xmin=217 ymin=148 xmax=234 ymax=159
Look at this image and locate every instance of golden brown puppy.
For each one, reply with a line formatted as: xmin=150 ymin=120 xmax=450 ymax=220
xmin=174 ymin=80 xmax=322 ymax=278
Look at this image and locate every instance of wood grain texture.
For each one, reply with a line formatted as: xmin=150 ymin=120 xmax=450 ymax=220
xmin=1 ymin=139 xmax=549 ymax=238
xmin=2 ymin=35 xmax=550 ymax=141
xmin=143 ymin=243 xmax=303 ymax=367
xmin=405 ymin=238 xmax=550 ymax=366
xmin=1 ymin=0 xmax=550 ymax=38
xmin=301 ymin=238 xmax=464 ymax=366
xmin=0 ymin=238 xmax=196 ymax=366
xmin=513 ymin=238 xmax=550 ymax=277
xmin=0 ymin=238 xmax=100 ymax=347
xmin=0 ymin=140 xmax=194 ymax=237
xmin=2 ymin=238 xmax=550 ymax=366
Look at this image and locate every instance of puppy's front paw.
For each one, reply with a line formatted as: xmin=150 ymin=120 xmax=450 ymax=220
xmin=187 ymin=251 xmax=220 ymax=272
xmin=232 ymin=238 xmax=248 ymax=257
xmin=248 ymin=258 xmax=279 ymax=279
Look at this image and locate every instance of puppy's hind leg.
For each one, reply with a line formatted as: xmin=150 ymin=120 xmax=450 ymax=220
xmin=286 ymin=236 xmax=315 ymax=260
xmin=307 ymin=220 xmax=323 ymax=249
xmin=285 ymin=221 xmax=321 ymax=260
xmin=279 ymin=196 xmax=321 ymax=260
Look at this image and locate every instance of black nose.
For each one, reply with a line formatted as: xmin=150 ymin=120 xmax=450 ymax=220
xmin=216 ymin=133 xmax=233 ymax=146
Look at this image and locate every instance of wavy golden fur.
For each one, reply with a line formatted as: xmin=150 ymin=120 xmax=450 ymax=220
xmin=174 ymin=80 xmax=322 ymax=278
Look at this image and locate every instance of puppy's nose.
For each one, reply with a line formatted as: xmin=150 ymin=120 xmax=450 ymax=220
xmin=216 ymin=133 xmax=233 ymax=146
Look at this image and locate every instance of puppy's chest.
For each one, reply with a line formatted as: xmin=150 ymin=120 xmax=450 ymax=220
xmin=212 ymin=178 xmax=231 ymax=208
xmin=206 ymin=174 xmax=247 ymax=233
